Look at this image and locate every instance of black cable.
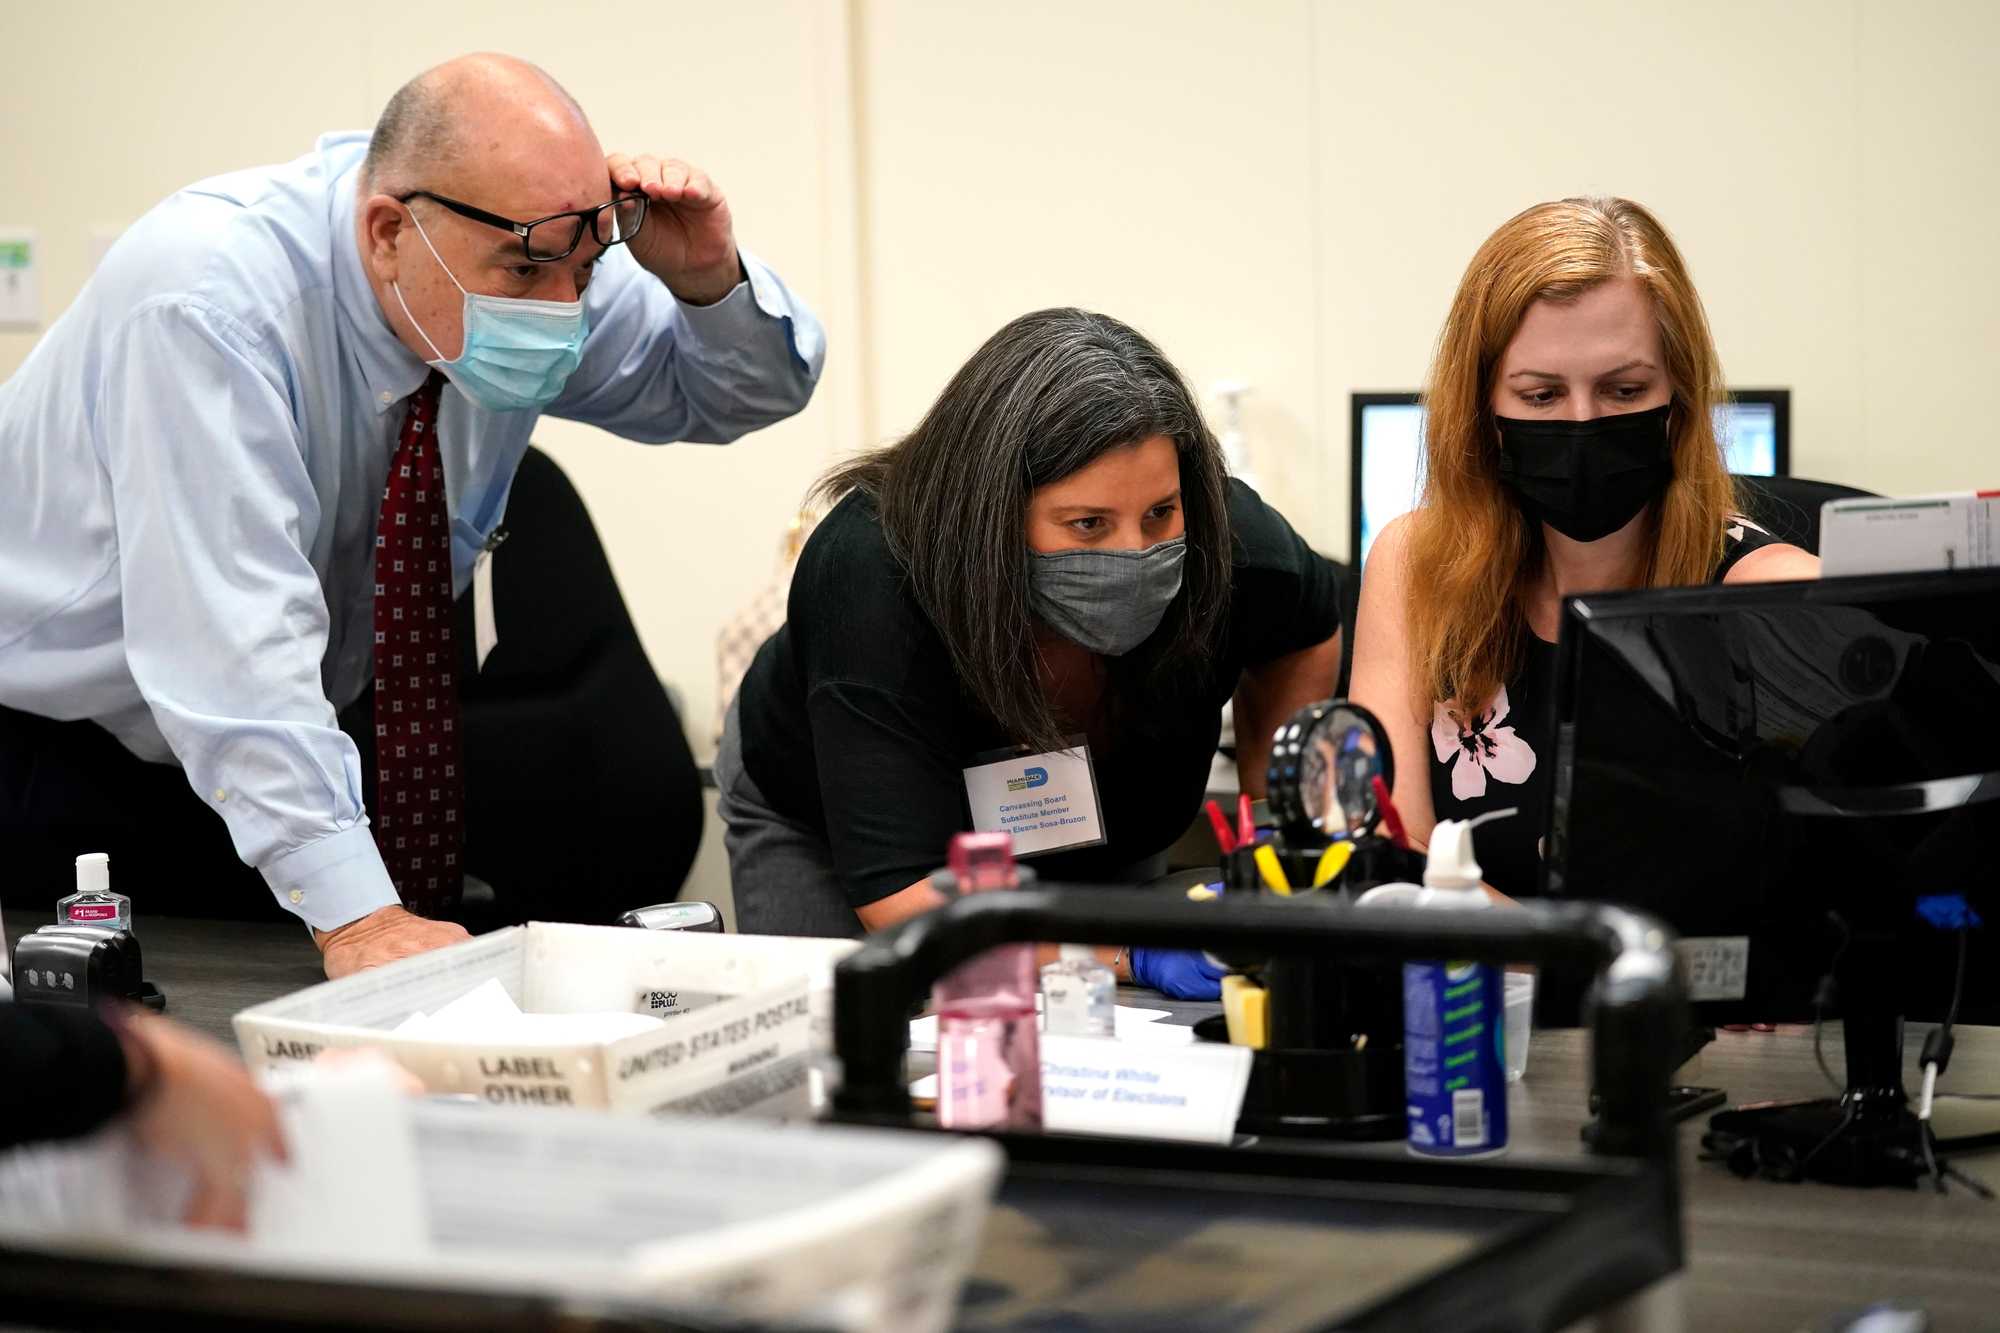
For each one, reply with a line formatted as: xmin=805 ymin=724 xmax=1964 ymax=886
xmin=1918 ymin=928 xmax=1969 ymax=1116
xmin=1942 ymin=1159 xmax=1996 ymax=1201
xmin=1917 ymin=928 xmax=1973 ymax=1194
xmin=1947 ymin=927 xmax=1967 ymax=1030
xmin=1812 ymin=1014 xmax=1841 ymax=1097
xmin=1798 ymin=1098 xmax=1858 ymax=1180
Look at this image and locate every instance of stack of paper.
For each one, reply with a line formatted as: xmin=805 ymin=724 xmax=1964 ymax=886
xmin=393 ymin=977 xmax=667 ymax=1044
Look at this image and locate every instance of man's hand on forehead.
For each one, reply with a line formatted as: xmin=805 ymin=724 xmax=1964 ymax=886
xmin=607 ymin=150 xmax=741 ymax=307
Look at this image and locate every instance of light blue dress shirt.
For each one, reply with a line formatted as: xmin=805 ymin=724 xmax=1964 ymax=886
xmin=0 ymin=131 xmax=825 ymax=931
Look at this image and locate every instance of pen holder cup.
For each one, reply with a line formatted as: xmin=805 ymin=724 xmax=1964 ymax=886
xmin=1239 ymin=941 xmax=1407 ymax=1140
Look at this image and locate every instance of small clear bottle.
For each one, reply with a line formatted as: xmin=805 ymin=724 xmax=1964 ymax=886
xmin=1042 ymin=944 xmax=1115 ymax=1037
xmin=59 ymin=852 xmax=132 ymax=932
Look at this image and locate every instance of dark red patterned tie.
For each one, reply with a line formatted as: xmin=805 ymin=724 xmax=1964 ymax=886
xmin=371 ymin=371 xmax=464 ymax=918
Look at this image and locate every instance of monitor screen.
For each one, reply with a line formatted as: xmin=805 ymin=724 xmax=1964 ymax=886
xmin=1350 ymin=394 xmax=1427 ymax=574
xmin=1349 ymin=389 xmax=1792 ymax=570
xmin=1542 ymin=568 xmax=2000 ymax=1027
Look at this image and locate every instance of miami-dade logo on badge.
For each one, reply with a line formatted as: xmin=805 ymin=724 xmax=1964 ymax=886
xmin=1006 ymin=766 xmax=1050 ymax=793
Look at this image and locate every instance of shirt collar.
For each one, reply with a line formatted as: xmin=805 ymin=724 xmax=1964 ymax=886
xmin=325 ymin=134 xmax=433 ymax=416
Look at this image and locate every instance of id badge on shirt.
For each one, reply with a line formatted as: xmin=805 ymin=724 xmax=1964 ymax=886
xmin=962 ymin=738 xmax=1107 ymax=858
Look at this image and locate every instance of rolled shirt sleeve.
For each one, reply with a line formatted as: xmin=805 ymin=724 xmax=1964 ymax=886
xmin=96 ymin=298 xmax=398 ymax=931
xmin=549 ymin=246 xmax=826 ymax=443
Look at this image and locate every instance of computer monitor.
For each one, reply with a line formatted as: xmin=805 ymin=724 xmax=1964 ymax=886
xmin=1543 ymin=569 xmax=2000 ymax=1179
xmin=1348 ymin=389 xmax=1793 ymax=570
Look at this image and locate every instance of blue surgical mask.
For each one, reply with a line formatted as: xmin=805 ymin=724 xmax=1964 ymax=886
xmin=392 ymin=208 xmax=589 ymax=413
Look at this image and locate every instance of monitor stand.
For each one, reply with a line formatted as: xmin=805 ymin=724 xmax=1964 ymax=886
xmin=1704 ymin=951 xmax=1934 ymax=1188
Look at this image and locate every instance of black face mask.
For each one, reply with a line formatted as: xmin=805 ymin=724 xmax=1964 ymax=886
xmin=1494 ymin=403 xmax=1674 ymax=543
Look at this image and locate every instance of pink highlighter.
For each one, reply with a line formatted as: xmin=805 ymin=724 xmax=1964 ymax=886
xmin=932 ymin=833 xmax=1044 ymax=1131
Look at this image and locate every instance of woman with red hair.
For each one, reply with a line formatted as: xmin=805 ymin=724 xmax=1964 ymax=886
xmin=1350 ymin=196 xmax=1819 ymax=898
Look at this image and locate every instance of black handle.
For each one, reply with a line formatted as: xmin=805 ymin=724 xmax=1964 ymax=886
xmin=830 ymin=887 xmax=1686 ymax=1160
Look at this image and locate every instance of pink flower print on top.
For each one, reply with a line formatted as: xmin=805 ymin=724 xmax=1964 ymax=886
xmin=1432 ymin=686 xmax=1538 ymax=802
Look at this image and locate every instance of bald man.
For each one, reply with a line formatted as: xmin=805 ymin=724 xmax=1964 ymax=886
xmin=0 ymin=55 xmax=824 ymax=977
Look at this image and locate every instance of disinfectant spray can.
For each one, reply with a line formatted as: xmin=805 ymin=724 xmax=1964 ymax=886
xmin=1357 ymin=819 xmax=1508 ymax=1157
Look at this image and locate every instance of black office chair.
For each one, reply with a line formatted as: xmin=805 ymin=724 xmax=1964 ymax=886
xmin=1733 ymin=474 xmax=1878 ymax=556
xmin=335 ymin=449 xmax=702 ymax=930
xmin=448 ymin=446 xmax=705 ymax=927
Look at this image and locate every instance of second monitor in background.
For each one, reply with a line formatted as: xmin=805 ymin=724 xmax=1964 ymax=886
xmin=1347 ymin=388 xmax=1792 ymax=571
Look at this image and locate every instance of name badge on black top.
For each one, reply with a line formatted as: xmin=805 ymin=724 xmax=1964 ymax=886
xmin=962 ymin=738 xmax=1107 ymax=857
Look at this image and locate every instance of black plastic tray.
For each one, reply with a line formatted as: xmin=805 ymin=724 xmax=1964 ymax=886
xmin=830 ymin=888 xmax=1689 ymax=1332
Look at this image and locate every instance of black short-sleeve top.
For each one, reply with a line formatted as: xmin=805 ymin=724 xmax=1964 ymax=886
xmin=736 ymin=479 xmax=1345 ymax=908
xmin=1427 ymin=517 xmax=1782 ymax=898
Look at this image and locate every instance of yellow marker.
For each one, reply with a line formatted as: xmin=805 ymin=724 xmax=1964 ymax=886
xmin=1252 ymin=844 xmax=1291 ymax=895
xmin=1313 ymin=841 xmax=1355 ymax=888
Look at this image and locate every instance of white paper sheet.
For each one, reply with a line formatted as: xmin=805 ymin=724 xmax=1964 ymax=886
xmin=250 ymin=1056 xmax=429 ymax=1259
xmin=916 ymin=1036 xmax=1251 ymax=1142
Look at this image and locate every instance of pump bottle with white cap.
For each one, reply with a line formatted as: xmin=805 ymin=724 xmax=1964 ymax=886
xmin=1356 ymin=818 xmax=1509 ymax=1157
xmin=58 ymin=852 xmax=132 ymax=933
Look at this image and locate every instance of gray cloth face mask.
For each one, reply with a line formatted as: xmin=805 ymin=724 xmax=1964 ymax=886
xmin=1027 ymin=537 xmax=1188 ymax=657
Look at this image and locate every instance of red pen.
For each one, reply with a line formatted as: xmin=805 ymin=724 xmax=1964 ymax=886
xmin=1204 ymin=799 xmax=1238 ymax=855
xmin=1371 ymin=775 xmax=1409 ymax=849
xmin=1236 ymin=793 xmax=1255 ymax=849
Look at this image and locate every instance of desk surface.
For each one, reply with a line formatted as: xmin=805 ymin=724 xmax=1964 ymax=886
xmin=10 ymin=916 xmax=2000 ymax=1331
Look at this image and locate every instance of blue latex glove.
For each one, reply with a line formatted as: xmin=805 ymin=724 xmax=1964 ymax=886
xmin=1130 ymin=947 xmax=1229 ymax=1001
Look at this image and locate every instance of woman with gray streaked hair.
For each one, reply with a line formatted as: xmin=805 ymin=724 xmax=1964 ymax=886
xmin=715 ymin=309 xmax=1344 ymax=999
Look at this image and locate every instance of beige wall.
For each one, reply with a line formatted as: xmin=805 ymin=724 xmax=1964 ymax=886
xmin=857 ymin=0 xmax=1998 ymax=560
xmin=856 ymin=0 xmax=1330 ymax=541
xmin=4 ymin=2 xmax=1996 ymax=801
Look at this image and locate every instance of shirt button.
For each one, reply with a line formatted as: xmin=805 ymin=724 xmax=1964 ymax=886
xmin=289 ymin=889 xmax=305 ymax=905
xmin=379 ymin=390 xmax=394 ymax=405
xmin=213 ymin=788 xmax=228 ymax=803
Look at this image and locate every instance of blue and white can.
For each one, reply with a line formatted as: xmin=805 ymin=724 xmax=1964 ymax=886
xmin=1402 ymin=958 xmax=1508 ymax=1157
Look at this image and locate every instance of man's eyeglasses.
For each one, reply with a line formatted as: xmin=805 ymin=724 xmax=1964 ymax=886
xmin=397 ymin=190 xmax=647 ymax=262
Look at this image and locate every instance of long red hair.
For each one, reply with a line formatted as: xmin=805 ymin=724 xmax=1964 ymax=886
xmin=1404 ymin=196 xmax=1736 ymax=717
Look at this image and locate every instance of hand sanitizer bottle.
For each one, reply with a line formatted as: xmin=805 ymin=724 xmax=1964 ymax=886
xmin=933 ymin=833 xmax=1043 ymax=1131
xmin=59 ymin=852 xmax=132 ymax=932
xmin=1042 ymin=944 xmax=1115 ymax=1037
